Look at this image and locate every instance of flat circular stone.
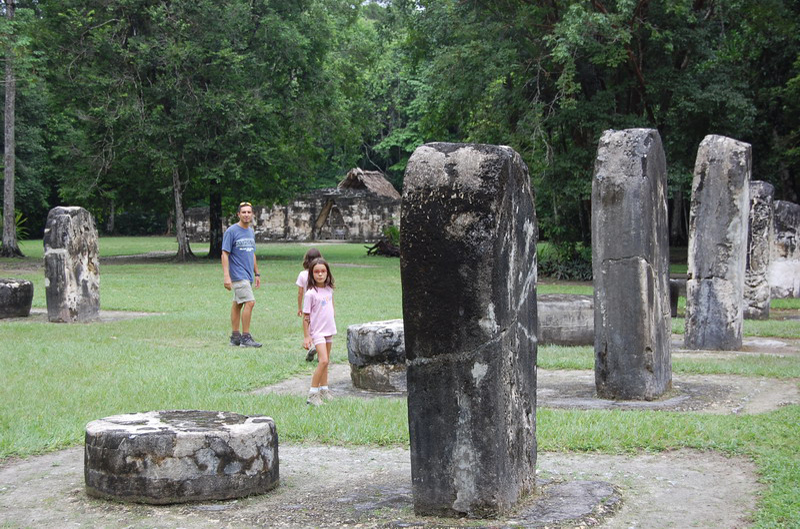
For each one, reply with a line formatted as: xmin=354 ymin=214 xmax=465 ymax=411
xmin=0 ymin=278 xmax=33 ymax=319
xmin=85 ymin=410 xmax=279 ymax=504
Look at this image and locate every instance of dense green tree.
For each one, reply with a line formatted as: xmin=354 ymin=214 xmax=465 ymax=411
xmin=381 ymin=0 xmax=799 ymax=246
xmin=38 ymin=0 xmax=368 ymax=258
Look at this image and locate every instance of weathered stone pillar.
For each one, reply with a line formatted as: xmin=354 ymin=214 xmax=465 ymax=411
xmin=744 ymin=181 xmax=774 ymax=319
xmin=592 ymin=129 xmax=672 ymax=400
xmin=685 ymin=135 xmax=751 ymax=350
xmin=401 ymin=143 xmax=537 ymax=517
xmin=43 ymin=206 xmax=100 ymax=322
xmin=768 ymin=200 xmax=800 ymax=298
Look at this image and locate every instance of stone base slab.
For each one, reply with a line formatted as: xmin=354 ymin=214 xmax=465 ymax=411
xmin=0 ymin=278 xmax=33 ymax=318
xmin=350 ymin=363 xmax=407 ymax=392
xmin=538 ymin=294 xmax=593 ymax=346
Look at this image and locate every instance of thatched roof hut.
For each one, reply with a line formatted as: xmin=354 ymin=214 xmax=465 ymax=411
xmin=338 ymin=168 xmax=401 ymax=200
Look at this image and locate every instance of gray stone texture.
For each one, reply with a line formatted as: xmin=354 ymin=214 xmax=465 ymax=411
xmin=43 ymin=207 xmax=100 ymax=322
xmin=768 ymin=200 xmax=800 ymax=298
xmin=401 ymin=142 xmax=537 ymax=517
xmin=685 ymin=135 xmax=752 ymax=350
xmin=0 ymin=278 xmax=33 ymax=318
xmin=538 ymin=294 xmax=594 ymax=346
xmin=592 ymin=129 xmax=672 ymax=400
xmin=347 ymin=319 xmax=407 ymax=392
xmin=85 ymin=410 xmax=279 ymax=504
xmin=744 ymin=181 xmax=774 ymax=319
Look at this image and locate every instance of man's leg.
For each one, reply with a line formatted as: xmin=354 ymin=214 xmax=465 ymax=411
xmin=239 ymin=300 xmax=262 ymax=347
xmin=240 ymin=300 xmax=255 ymax=334
xmin=231 ymin=301 xmax=243 ymax=333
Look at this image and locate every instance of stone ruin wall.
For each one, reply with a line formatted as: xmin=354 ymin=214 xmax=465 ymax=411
xmin=185 ymin=188 xmax=400 ymax=243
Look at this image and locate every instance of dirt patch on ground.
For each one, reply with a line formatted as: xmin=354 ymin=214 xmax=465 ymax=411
xmin=0 ymin=445 xmax=758 ymax=528
xmin=0 ymin=308 xmax=163 ymax=324
xmin=256 ymin=359 xmax=799 ymax=415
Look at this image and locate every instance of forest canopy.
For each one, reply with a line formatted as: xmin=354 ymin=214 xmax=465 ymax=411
xmin=1 ymin=0 xmax=798 ymax=253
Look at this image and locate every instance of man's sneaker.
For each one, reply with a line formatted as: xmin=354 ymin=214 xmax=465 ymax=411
xmin=320 ymin=388 xmax=334 ymax=401
xmin=239 ymin=333 xmax=262 ymax=348
xmin=229 ymin=334 xmax=241 ymax=346
xmin=305 ymin=347 xmax=316 ymax=362
xmin=306 ymin=392 xmax=324 ymax=407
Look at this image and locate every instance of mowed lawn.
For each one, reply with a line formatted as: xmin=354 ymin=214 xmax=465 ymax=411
xmin=1 ymin=237 xmax=798 ymax=526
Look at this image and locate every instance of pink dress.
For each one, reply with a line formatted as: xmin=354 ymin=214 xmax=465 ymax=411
xmin=303 ymin=286 xmax=337 ymax=343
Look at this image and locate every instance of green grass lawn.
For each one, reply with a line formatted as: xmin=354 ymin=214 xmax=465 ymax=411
xmin=1 ymin=238 xmax=798 ymax=526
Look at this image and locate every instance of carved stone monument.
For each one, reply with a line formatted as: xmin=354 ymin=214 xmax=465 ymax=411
xmin=768 ymin=200 xmax=800 ymax=298
xmin=43 ymin=206 xmax=100 ymax=322
xmin=401 ymin=143 xmax=537 ymax=517
xmin=0 ymin=278 xmax=33 ymax=318
xmin=592 ymin=129 xmax=672 ymax=400
xmin=685 ymin=135 xmax=751 ymax=350
xmin=744 ymin=181 xmax=774 ymax=319
xmin=348 ymin=319 xmax=407 ymax=392
xmin=85 ymin=410 xmax=279 ymax=504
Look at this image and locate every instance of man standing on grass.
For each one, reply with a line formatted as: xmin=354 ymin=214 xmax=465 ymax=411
xmin=222 ymin=201 xmax=262 ymax=347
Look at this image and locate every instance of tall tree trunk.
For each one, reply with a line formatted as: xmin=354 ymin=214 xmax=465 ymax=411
xmin=207 ymin=180 xmax=222 ymax=259
xmin=172 ymin=167 xmax=194 ymax=261
xmin=669 ymin=190 xmax=687 ymax=246
xmin=1 ymin=0 xmax=22 ymax=257
xmin=106 ymin=198 xmax=115 ymax=234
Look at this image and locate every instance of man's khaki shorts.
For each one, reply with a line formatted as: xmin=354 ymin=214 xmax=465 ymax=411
xmin=232 ymin=280 xmax=255 ymax=304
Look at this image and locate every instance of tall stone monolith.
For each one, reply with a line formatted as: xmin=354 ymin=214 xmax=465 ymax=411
xmin=685 ymin=135 xmax=751 ymax=350
xmin=744 ymin=181 xmax=774 ymax=319
xmin=768 ymin=200 xmax=800 ymax=298
xmin=44 ymin=206 xmax=100 ymax=322
xmin=401 ymin=143 xmax=537 ymax=517
xmin=592 ymin=129 xmax=671 ymax=400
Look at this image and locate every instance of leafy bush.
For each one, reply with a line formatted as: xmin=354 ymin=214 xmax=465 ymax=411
xmin=383 ymin=225 xmax=400 ymax=247
xmin=0 ymin=210 xmax=29 ymax=241
xmin=538 ymin=241 xmax=592 ymax=281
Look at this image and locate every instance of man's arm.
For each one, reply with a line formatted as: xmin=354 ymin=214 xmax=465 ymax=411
xmin=222 ymin=251 xmax=232 ymax=291
xmin=253 ymin=253 xmax=261 ymax=289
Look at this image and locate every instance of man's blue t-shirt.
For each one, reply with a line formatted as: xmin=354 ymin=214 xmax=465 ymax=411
xmin=222 ymin=224 xmax=256 ymax=282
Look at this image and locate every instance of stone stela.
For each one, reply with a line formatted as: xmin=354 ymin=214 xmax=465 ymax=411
xmin=401 ymin=142 xmax=538 ymax=517
xmin=685 ymin=135 xmax=752 ymax=350
xmin=769 ymin=200 xmax=800 ymax=299
xmin=43 ymin=206 xmax=100 ymax=323
xmin=592 ymin=128 xmax=672 ymax=400
xmin=744 ymin=181 xmax=775 ymax=319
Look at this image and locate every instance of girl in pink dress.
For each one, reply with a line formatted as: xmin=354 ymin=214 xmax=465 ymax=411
xmin=302 ymin=258 xmax=337 ymax=406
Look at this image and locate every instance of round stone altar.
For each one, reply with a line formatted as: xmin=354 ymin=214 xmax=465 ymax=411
xmin=0 ymin=278 xmax=33 ymax=319
xmin=84 ymin=410 xmax=279 ymax=504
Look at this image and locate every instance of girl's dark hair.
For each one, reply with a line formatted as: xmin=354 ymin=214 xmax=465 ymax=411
xmin=307 ymin=258 xmax=334 ymax=290
xmin=302 ymin=247 xmax=322 ymax=270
